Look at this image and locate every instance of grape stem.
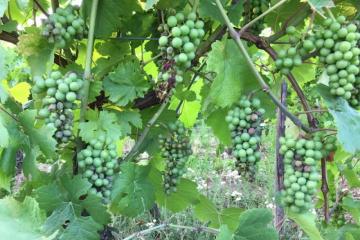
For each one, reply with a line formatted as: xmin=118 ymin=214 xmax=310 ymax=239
xmin=295 ymin=109 xmax=328 ymax=115
xmin=239 ymin=0 xmax=289 ymax=36
xmin=79 ymin=0 xmax=99 ymax=123
xmin=325 ymin=7 xmax=336 ymax=21
xmin=123 ymin=223 xmax=219 ymax=240
xmin=0 ymin=105 xmax=19 ymax=122
xmin=192 ymin=0 xmax=200 ymax=13
xmin=215 ymin=0 xmax=313 ymax=133
xmin=275 ymin=80 xmax=287 ymax=234
xmin=51 ymin=0 xmax=59 ymax=13
xmin=33 ymin=0 xmax=49 ymax=17
xmin=176 ymin=61 xmax=206 ymax=116
xmin=141 ymin=52 xmax=163 ymax=66
xmin=124 ymin=98 xmax=169 ymax=162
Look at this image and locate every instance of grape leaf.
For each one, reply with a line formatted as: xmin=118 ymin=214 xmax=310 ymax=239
xmin=137 ymin=107 xmax=177 ymax=156
xmin=103 ymin=58 xmax=149 ymax=106
xmin=0 ymin=20 xmax=17 ymax=32
xmin=194 ymin=195 xmax=243 ymax=230
xmin=194 ymin=195 xmax=221 ymax=226
xmin=35 ymin=175 xmax=110 ymax=226
xmin=17 ymin=27 xmax=54 ymax=77
xmin=115 ymin=109 xmax=142 ymax=137
xmin=217 ymin=225 xmax=233 ymax=240
xmin=0 ymin=197 xmax=46 ymax=240
xmin=343 ymin=168 xmax=360 ymax=189
xmin=18 ymin=110 xmax=57 ymax=159
xmin=317 ymin=85 xmax=360 ymax=154
xmin=233 ymin=209 xmax=278 ymax=240
xmin=265 ymin=1 xmax=306 ymax=32
xmin=206 ymin=39 xmax=257 ymax=108
xmin=0 ymin=0 xmax=8 ymax=18
xmin=199 ymin=0 xmax=243 ymax=26
xmin=82 ymin=0 xmax=142 ymax=38
xmin=144 ymin=0 xmax=159 ymax=10
xmin=59 ymin=216 xmax=102 ymax=240
xmin=0 ymin=171 xmax=11 ymax=191
xmin=94 ymin=40 xmax=130 ymax=79
xmin=287 ymin=211 xmax=324 ymax=240
xmin=34 ymin=182 xmax=64 ymax=212
xmin=0 ymin=118 xmax=9 ymax=147
xmin=43 ymin=203 xmax=75 ymax=235
xmin=307 ymin=0 xmax=335 ymax=12
xmin=88 ymin=80 xmax=103 ymax=103
xmin=342 ymin=197 xmax=360 ymax=224
xmin=110 ymin=162 xmax=155 ymax=217
xmin=148 ymin=167 xmax=200 ymax=212
xmin=78 ymin=110 xmax=122 ymax=142
xmin=205 ymin=108 xmax=232 ymax=146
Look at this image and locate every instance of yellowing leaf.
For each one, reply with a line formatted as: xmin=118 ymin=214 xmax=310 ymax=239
xmin=9 ymin=82 xmax=30 ymax=104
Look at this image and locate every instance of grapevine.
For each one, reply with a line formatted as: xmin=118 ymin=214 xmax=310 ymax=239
xmin=225 ymin=97 xmax=265 ymax=180
xmin=159 ymin=121 xmax=192 ymax=194
xmin=1 ymin=1 xmax=360 ymax=239
xmin=42 ymin=5 xmax=87 ymax=48
xmin=33 ymin=71 xmax=83 ymax=143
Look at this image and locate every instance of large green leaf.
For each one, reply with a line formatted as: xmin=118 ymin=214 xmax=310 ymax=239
xmin=343 ymin=168 xmax=360 ymax=189
xmin=110 ymin=162 xmax=155 ymax=217
xmin=194 ymin=195 xmax=244 ymax=230
xmin=206 ymin=39 xmax=257 ymax=108
xmin=0 ymin=197 xmax=46 ymax=240
xmin=148 ymin=167 xmax=200 ymax=212
xmin=342 ymin=197 xmax=360 ymax=224
xmin=217 ymin=225 xmax=233 ymax=240
xmin=35 ymin=175 xmax=110 ymax=226
xmin=323 ymin=224 xmax=360 ymax=240
xmin=287 ymin=211 xmax=324 ymax=240
xmin=78 ymin=110 xmax=122 ymax=142
xmin=115 ymin=109 xmax=142 ymax=137
xmin=0 ymin=118 xmax=9 ymax=148
xmin=199 ymin=0 xmax=243 ymax=26
xmin=0 ymin=0 xmax=8 ymax=17
xmin=233 ymin=208 xmax=278 ymax=240
xmin=265 ymin=0 xmax=306 ymax=31
xmin=307 ymin=0 xmax=335 ymax=12
xmin=59 ymin=216 xmax=102 ymax=240
xmin=103 ymin=58 xmax=149 ymax=107
xmin=43 ymin=203 xmax=75 ymax=235
xmin=205 ymin=108 xmax=232 ymax=146
xmin=17 ymin=27 xmax=54 ymax=77
xmin=317 ymin=85 xmax=360 ymax=154
xmin=82 ymin=0 xmax=142 ymax=38
xmin=18 ymin=110 xmax=57 ymax=159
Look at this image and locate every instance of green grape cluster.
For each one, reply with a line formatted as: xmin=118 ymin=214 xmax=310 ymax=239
xmin=275 ymin=26 xmax=303 ymax=74
xmin=349 ymin=76 xmax=360 ymax=107
xmin=159 ymin=121 xmax=192 ymax=194
xmin=275 ymin=46 xmax=302 ymax=75
xmin=77 ymin=135 xmax=118 ymax=202
xmin=42 ymin=5 xmax=86 ymax=48
xmin=225 ymin=97 xmax=265 ymax=180
xmin=157 ymin=11 xmax=205 ymax=84
xmin=300 ymin=16 xmax=360 ymax=102
xmin=314 ymin=132 xmax=337 ymax=158
xmin=331 ymin=208 xmax=346 ymax=227
xmin=243 ymin=0 xmax=270 ymax=34
xmin=280 ymin=136 xmax=323 ymax=213
xmin=33 ymin=71 xmax=83 ymax=143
